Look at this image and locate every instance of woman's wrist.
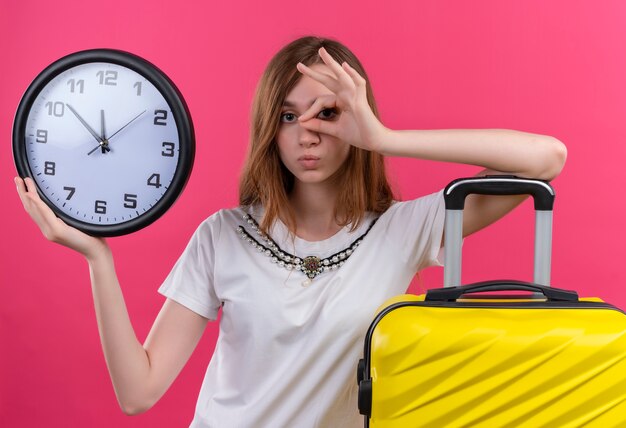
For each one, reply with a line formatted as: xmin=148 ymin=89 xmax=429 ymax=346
xmin=374 ymin=127 xmax=397 ymax=156
xmin=85 ymin=239 xmax=112 ymax=265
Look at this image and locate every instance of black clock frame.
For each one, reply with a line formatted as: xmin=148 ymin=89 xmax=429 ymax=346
xmin=13 ymin=49 xmax=195 ymax=237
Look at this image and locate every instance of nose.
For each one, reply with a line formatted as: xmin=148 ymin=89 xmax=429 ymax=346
xmin=298 ymin=124 xmax=320 ymax=148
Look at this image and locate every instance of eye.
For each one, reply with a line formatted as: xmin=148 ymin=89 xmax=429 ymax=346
xmin=317 ymin=108 xmax=338 ymax=120
xmin=280 ymin=112 xmax=297 ymax=123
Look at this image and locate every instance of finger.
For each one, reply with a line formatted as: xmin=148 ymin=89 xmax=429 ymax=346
xmin=299 ymin=117 xmax=338 ymax=138
xmin=342 ymin=62 xmax=367 ymax=88
xmin=24 ymin=177 xmax=43 ymax=201
xmin=15 ymin=176 xmax=25 ymax=194
xmin=297 ymin=62 xmax=341 ymax=93
xmin=16 ymin=177 xmax=41 ymax=210
xmin=318 ymin=48 xmax=357 ymax=90
xmin=15 ymin=176 xmax=31 ymax=208
xmin=22 ymin=177 xmax=63 ymax=226
xmin=317 ymin=47 xmax=345 ymax=78
xmin=24 ymin=176 xmax=36 ymax=192
xmin=16 ymin=177 xmax=49 ymax=230
xmin=298 ymin=94 xmax=337 ymax=122
xmin=20 ymin=177 xmax=46 ymax=213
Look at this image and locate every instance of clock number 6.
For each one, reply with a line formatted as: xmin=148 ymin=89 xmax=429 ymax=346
xmin=95 ymin=200 xmax=107 ymax=214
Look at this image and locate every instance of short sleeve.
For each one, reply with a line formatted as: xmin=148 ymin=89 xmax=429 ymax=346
xmin=382 ymin=190 xmax=446 ymax=271
xmin=158 ymin=213 xmax=222 ymax=320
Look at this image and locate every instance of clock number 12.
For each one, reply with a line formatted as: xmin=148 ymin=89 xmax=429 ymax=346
xmin=97 ymin=70 xmax=118 ymax=86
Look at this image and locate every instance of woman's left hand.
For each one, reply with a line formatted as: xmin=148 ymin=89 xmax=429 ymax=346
xmin=296 ymin=47 xmax=389 ymax=152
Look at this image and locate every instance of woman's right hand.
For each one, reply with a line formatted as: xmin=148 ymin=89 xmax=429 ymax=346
xmin=15 ymin=176 xmax=109 ymax=260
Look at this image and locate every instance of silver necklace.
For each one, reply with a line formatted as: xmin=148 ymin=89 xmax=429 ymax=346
xmin=237 ymin=213 xmax=379 ymax=287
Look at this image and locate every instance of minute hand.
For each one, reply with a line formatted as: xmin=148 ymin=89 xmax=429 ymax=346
xmin=108 ymin=110 xmax=147 ymax=140
xmin=66 ymin=104 xmax=102 ymax=143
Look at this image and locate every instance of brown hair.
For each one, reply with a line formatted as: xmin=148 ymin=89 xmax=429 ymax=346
xmin=239 ymin=35 xmax=395 ymax=234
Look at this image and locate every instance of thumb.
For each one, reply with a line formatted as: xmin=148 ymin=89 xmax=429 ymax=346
xmin=299 ymin=117 xmax=338 ymax=138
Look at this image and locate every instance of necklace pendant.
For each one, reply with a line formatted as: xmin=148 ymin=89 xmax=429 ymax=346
xmin=301 ymin=256 xmax=321 ymax=284
xmin=302 ymin=256 xmax=321 ymax=274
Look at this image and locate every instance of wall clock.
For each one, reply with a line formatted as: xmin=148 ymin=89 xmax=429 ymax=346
xmin=13 ymin=49 xmax=194 ymax=236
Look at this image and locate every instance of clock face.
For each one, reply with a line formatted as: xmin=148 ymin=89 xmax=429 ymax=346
xmin=13 ymin=50 xmax=194 ymax=236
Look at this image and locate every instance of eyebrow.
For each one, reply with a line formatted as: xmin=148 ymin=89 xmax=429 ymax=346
xmin=282 ymin=98 xmax=316 ymax=108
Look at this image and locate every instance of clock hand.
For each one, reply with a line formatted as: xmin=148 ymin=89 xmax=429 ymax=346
xmin=100 ymin=109 xmax=107 ymax=154
xmin=87 ymin=109 xmax=146 ymax=155
xmin=87 ymin=142 xmax=110 ymax=156
xmin=108 ymin=110 xmax=147 ymax=140
xmin=66 ymin=104 xmax=102 ymax=144
xmin=88 ymin=109 xmax=111 ymax=156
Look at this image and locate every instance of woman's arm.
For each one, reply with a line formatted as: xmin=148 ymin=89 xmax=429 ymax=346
xmin=378 ymin=128 xmax=566 ymax=181
xmin=296 ymin=49 xmax=567 ymax=239
xmin=377 ymin=128 xmax=567 ymax=238
xmin=16 ymin=177 xmax=208 ymax=414
xmin=88 ymin=248 xmax=208 ymax=414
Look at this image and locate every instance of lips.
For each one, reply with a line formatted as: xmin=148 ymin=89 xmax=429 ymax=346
xmin=297 ymin=154 xmax=321 ymax=169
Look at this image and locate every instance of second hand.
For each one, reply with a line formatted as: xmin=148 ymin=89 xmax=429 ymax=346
xmin=87 ymin=109 xmax=146 ymax=155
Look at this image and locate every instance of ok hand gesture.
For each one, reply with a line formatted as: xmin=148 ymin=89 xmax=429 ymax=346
xmin=296 ymin=47 xmax=389 ymax=153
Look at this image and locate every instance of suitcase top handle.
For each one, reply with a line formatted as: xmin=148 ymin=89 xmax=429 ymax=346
xmin=443 ymin=176 xmax=555 ymax=287
xmin=444 ymin=175 xmax=555 ymax=211
xmin=426 ymin=280 xmax=579 ymax=302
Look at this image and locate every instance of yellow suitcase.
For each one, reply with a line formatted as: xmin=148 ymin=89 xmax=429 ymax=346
xmin=357 ymin=177 xmax=626 ymax=427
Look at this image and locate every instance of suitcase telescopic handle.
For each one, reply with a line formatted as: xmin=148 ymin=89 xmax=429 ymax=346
xmin=444 ymin=175 xmax=555 ymax=210
xmin=426 ymin=280 xmax=578 ymax=302
xmin=443 ymin=176 xmax=555 ymax=288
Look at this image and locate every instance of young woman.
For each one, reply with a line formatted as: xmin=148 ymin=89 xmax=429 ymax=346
xmin=15 ymin=36 xmax=567 ymax=427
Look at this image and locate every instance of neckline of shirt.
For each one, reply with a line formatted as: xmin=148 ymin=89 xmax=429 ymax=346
xmin=241 ymin=205 xmax=376 ymax=256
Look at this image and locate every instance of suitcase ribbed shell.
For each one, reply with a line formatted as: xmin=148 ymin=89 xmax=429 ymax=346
xmin=365 ymin=297 xmax=626 ymax=427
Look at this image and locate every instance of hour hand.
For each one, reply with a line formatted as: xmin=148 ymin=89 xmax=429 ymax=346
xmin=100 ymin=109 xmax=107 ymax=153
xmin=66 ymin=104 xmax=102 ymax=144
xmin=87 ymin=143 xmax=110 ymax=156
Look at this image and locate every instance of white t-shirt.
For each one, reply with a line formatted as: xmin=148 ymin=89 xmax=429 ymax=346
xmin=158 ymin=190 xmax=446 ymax=427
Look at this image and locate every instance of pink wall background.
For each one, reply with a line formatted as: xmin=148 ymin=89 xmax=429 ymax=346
xmin=2 ymin=0 xmax=625 ymax=426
